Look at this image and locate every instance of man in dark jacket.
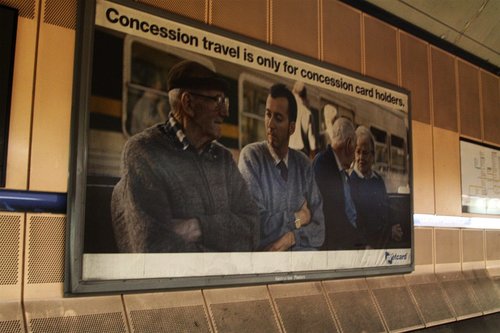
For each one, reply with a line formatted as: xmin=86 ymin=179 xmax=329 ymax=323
xmin=313 ymin=117 xmax=368 ymax=250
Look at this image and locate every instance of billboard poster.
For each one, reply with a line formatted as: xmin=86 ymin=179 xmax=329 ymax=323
xmin=67 ymin=0 xmax=413 ymax=293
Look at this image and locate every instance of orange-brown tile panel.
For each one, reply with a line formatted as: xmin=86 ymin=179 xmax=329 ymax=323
xmin=486 ymin=230 xmax=500 ymax=262
xmin=363 ymin=15 xmax=398 ymax=85
xmin=29 ymin=23 xmax=74 ymax=192
xmin=431 ymin=47 xmax=457 ymax=131
xmin=411 ymin=121 xmax=435 ymax=214
xmin=136 ymin=0 xmax=206 ymax=22
xmin=433 ymin=127 xmax=461 ymax=216
xmin=5 ymin=17 xmax=38 ymax=190
xmin=435 ymin=229 xmax=460 ymax=265
xmin=458 ymin=60 xmax=481 ymax=139
xmin=462 ymin=229 xmax=484 ymax=263
xmin=414 ymin=228 xmax=433 ymax=266
xmin=481 ymin=71 xmax=500 ymax=145
xmin=322 ymin=0 xmax=361 ymax=73
xmin=211 ymin=0 xmax=267 ymax=42
xmin=400 ymin=32 xmax=430 ymax=124
xmin=271 ymin=0 xmax=319 ymax=59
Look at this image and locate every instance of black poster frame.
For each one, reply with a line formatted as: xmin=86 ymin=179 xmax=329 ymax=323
xmin=0 ymin=5 xmax=18 ymax=188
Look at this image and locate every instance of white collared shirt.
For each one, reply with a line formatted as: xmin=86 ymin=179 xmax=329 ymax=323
xmin=267 ymin=142 xmax=289 ymax=167
xmin=353 ymin=166 xmax=379 ymax=179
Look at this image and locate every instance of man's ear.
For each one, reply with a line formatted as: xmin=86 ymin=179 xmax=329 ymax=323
xmin=180 ymin=91 xmax=195 ymax=117
xmin=289 ymin=121 xmax=296 ymax=136
xmin=345 ymin=137 xmax=354 ymax=154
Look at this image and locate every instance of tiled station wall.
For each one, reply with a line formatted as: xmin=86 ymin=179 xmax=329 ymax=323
xmin=0 ymin=0 xmax=499 ymax=332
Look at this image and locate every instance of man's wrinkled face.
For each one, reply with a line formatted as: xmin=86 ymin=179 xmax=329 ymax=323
xmin=355 ymin=135 xmax=374 ymax=176
xmin=265 ymin=96 xmax=295 ymax=154
xmin=190 ymin=89 xmax=229 ymax=140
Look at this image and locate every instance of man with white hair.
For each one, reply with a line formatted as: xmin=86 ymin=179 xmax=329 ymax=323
xmin=313 ymin=117 xmax=368 ymax=250
xmin=350 ymin=126 xmax=403 ymax=248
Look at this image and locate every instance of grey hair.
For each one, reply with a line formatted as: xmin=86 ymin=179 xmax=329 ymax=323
xmin=355 ymin=125 xmax=375 ymax=152
xmin=330 ymin=117 xmax=355 ymax=147
xmin=168 ymin=88 xmax=181 ymax=110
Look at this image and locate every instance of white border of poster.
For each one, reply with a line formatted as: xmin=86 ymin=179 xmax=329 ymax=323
xmin=67 ymin=0 xmax=413 ymax=294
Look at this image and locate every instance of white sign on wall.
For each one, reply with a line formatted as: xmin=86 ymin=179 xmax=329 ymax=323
xmin=461 ymin=140 xmax=500 ymax=215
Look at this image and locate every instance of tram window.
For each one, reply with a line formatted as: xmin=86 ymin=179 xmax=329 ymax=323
xmin=239 ymin=80 xmax=268 ymax=147
xmin=390 ymin=134 xmax=406 ymax=173
xmin=370 ymin=126 xmax=388 ymax=172
xmin=125 ymin=42 xmax=179 ymax=136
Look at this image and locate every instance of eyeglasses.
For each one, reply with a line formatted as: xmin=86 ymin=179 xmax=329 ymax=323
xmin=355 ymin=148 xmax=374 ymax=157
xmin=189 ymin=91 xmax=229 ymax=111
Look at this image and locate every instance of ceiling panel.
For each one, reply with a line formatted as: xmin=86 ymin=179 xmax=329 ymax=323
xmin=365 ymin=0 xmax=500 ymax=71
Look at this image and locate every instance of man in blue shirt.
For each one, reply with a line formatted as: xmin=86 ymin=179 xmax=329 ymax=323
xmin=238 ymin=84 xmax=325 ymax=251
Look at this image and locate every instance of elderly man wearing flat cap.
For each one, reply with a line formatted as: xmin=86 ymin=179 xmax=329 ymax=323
xmin=111 ymin=60 xmax=259 ymax=253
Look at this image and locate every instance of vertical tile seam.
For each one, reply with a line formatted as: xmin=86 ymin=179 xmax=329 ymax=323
xmin=428 ymin=45 xmax=437 ymax=216
xmin=482 ymin=229 xmax=487 ymax=269
xmin=360 ymin=13 xmax=366 ymax=75
xmin=402 ymin=276 xmax=426 ymax=327
xmin=201 ymin=289 xmax=217 ymax=333
xmin=432 ymin=228 xmax=436 ymax=274
xmin=459 ymin=228 xmax=464 ymax=272
xmin=319 ymin=281 xmax=344 ymax=333
xmin=120 ymin=294 xmax=133 ymax=333
xmin=22 ymin=0 xmax=43 ymax=327
xmin=267 ymin=0 xmax=272 ymax=44
xmin=478 ymin=70 xmax=485 ymax=142
xmin=455 ymin=59 xmax=461 ymax=137
xmin=205 ymin=0 xmax=210 ymax=24
xmin=318 ymin=0 xmax=322 ymax=61
xmin=436 ymin=275 xmax=459 ymax=320
xmin=17 ymin=212 xmax=28 ymax=333
xmin=26 ymin=0 xmax=44 ymax=191
xmin=365 ymin=279 xmax=390 ymax=332
xmin=265 ymin=285 xmax=285 ymax=333
xmin=396 ymin=29 xmax=402 ymax=88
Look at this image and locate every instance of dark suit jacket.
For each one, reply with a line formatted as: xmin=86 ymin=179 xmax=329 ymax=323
xmin=313 ymin=146 xmax=367 ymax=250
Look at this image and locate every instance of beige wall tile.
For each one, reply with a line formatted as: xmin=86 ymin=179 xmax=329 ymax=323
xmin=136 ymin=0 xmax=206 ymax=22
xmin=23 ymin=214 xmax=66 ymax=300
xmin=462 ymin=229 xmax=484 ymax=263
xmin=0 ymin=213 xmax=24 ymax=302
xmin=486 ymin=230 xmax=500 ymax=261
xmin=433 ymin=127 xmax=461 ymax=216
xmin=400 ymin=32 xmax=431 ymax=124
xmin=5 ymin=17 xmax=38 ymax=190
xmin=481 ymin=71 xmax=500 ymax=145
xmin=435 ymin=228 xmax=460 ymax=265
xmin=322 ymin=0 xmax=361 ymax=73
xmin=29 ymin=23 xmax=74 ymax=192
xmin=415 ymin=227 xmax=433 ymax=266
xmin=364 ymin=15 xmax=398 ymax=85
xmin=457 ymin=60 xmax=481 ymax=139
xmin=24 ymin=296 xmax=126 ymax=331
xmin=211 ymin=0 xmax=267 ymax=42
xmin=431 ymin=47 xmax=457 ymax=132
xmin=271 ymin=0 xmax=319 ymax=59
xmin=204 ymin=286 xmax=281 ymax=333
xmin=412 ymin=121 xmax=435 ymax=214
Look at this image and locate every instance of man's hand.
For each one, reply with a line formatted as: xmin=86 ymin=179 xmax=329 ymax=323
xmin=172 ymin=218 xmax=202 ymax=242
xmin=391 ymin=224 xmax=403 ymax=242
xmin=265 ymin=231 xmax=296 ymax=251
xmin=294 ymin=200 xmax=311 ymax=226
